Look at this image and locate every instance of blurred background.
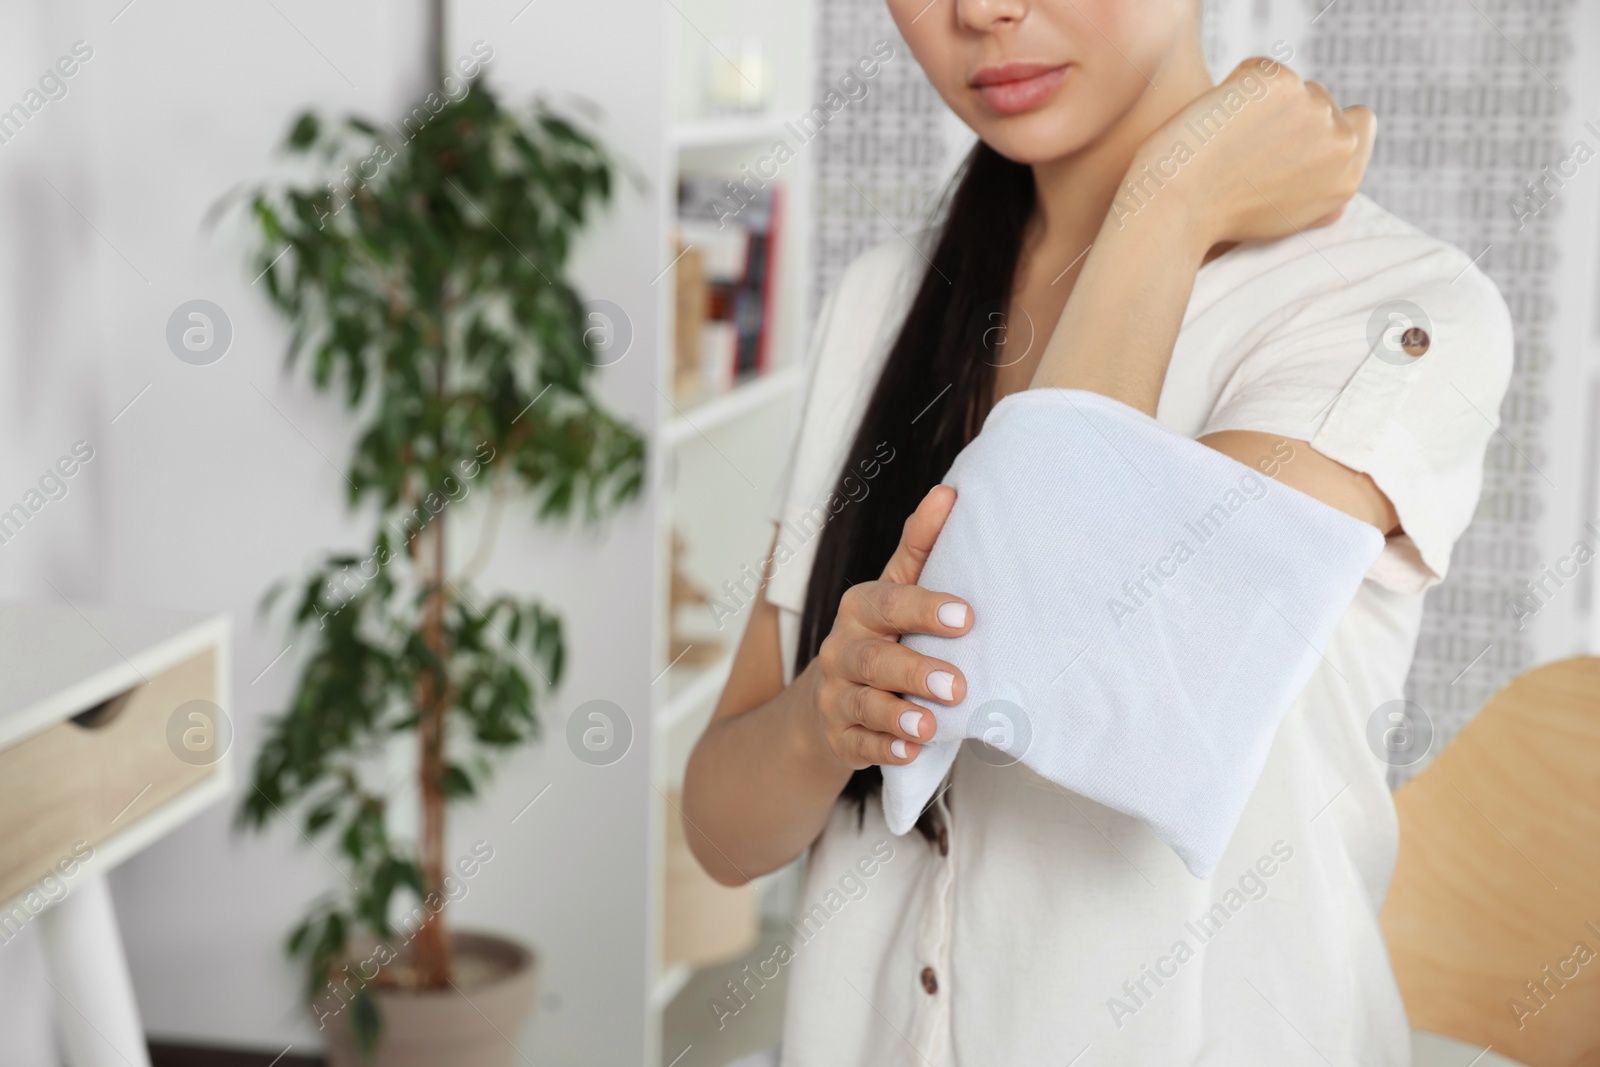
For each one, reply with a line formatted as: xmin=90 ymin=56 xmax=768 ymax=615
xmin=0 ymin=1 xmax=1597 ymax=1065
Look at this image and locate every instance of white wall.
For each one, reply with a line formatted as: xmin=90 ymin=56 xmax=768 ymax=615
xmin=0 ymin=1 xmax=663 ymax=1064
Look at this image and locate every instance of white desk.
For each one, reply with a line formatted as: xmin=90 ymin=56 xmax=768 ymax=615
xmin=0 ymin=604 xmax=230 ymax=1067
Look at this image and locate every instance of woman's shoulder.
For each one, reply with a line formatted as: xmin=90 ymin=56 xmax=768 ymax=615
xmin=1268 ymin=193 xmax=1508 ymax=326
xmin=801 ymin=232 xmax=932 ymax=380
xmin=821 ymin=233 xmax=931 ymax=328
xmin=1215 ymin=193 xmax=1498 ymax=291
xmin=1207 ymin=193 xmax=1513 ymax=382
xmin=1331 ymin=194 xmax=1501 ymax=290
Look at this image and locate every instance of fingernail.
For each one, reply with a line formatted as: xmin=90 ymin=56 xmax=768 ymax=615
xmin=937 ymin=602 xmax=968 ymax=628
xmin=891 ymin=739 xmax=908 ymax=760
xmin=928 ymin=670 xmax=955 ymax=702
xmin=899 ymin=710 xmax=924 ymax=739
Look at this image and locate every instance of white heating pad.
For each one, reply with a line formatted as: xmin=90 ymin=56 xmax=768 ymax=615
xmin=883 ymin=389 xmax=1386 ymax=877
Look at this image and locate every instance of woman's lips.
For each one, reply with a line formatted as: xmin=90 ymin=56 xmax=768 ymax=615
xmin=970 ymin=63 xmax=1069 ymax=115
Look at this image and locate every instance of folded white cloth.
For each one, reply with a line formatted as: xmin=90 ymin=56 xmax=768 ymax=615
xmin=885 ymin=389 xmax=1386 ymax=877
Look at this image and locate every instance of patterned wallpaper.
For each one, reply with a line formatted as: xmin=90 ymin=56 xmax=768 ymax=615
xmin=809 ymin=2 xmax=950 ymax=316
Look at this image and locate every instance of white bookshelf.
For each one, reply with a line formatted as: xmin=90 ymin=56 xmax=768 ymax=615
xmin=660 ymin=363 xmax=804 ymax=448
xmin=654 ymin=649 xmax=735 ymax=734
xmin=650 ymin=961 xmax=696 ymax=1013
xmin=668 ymin=114 xmax=796 ymax=151
xmin=647 ymin=2 xmax=814 ymax=1064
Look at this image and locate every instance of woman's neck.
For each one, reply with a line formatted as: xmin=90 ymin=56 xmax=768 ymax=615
xmin=1025 ymin=38 xmax=1216 ymax=278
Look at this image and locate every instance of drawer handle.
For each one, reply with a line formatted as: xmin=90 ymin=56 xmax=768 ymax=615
xmin=70 ymin=689 xmax=138 ymax=729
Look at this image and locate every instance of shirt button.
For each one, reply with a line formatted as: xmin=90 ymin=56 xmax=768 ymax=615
xmin=937 ymin=827 xmax=949 ymax=856
xmin=1400 ymin=327 xmax=1430 ymax=357
xmin=920 ymin=966 xmax=939 ymax=995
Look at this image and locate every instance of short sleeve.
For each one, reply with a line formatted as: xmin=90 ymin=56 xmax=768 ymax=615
xmin=766 ymin=432 xmax=798 ymax=528
xmin=762 ymin=241 xmax=922 ymax=613
xmin=1200 ymin=247 xmax=1514 ymax=594
xmin=767 ymin=280 xmax=845 ymax=528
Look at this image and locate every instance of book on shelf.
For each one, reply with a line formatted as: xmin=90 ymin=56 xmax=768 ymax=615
xmin=673 ymin=173 xmax=783 ymax=407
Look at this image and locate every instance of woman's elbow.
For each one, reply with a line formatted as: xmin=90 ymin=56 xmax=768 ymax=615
xmin=679 ymin=750 xmax=748 ymax=886
xmin=678 ymin=803 xmax=754 ymax=886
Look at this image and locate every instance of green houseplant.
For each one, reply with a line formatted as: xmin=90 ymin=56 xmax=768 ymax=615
xmin=235 ymin=35 xmax=643 ymax=1065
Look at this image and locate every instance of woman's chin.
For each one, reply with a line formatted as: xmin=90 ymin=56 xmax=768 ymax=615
xmin=970 ymin=114 xmax=1097 ymax=167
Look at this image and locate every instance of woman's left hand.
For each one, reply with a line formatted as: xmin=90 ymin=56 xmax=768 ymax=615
xmin=1136 ymin=57 xmax=1375 ymax=250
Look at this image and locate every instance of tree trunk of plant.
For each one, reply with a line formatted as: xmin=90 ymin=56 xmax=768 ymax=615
xmin=409 ymin=0 xmax=454 ymax=992
xmin=413 ymin=513 xmax=452 ymax=987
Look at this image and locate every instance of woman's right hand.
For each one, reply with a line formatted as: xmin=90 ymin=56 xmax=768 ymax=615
xmin=1139 ymin=57 xmax=1376 ymax=249
xmin=803 ymin=485 xmax=972 ymax=770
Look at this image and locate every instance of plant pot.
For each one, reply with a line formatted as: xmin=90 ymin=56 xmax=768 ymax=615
xmin=319 ymin=931 xmax=537 ymax=1067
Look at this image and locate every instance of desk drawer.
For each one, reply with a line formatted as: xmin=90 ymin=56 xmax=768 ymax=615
xmin=0 ymin=649 xmax=218 ymax=902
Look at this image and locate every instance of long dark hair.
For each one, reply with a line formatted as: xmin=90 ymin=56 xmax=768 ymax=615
xmin=794 ymin=142 xmax=1036 ymax=840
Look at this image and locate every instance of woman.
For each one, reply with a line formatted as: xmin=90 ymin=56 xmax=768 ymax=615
xmin=682 ymin=0 xmax=1512 ymax=1063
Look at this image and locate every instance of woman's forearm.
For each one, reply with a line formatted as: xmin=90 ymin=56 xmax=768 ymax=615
xmin=1028 ymin=184 xmax=1210 ymax=413
xmin=681 ymin=660 xmax=854 ymax=885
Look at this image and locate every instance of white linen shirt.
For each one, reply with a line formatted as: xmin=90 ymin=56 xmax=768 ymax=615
xmin=761 ymin=194 xmax=1513 ymax=1067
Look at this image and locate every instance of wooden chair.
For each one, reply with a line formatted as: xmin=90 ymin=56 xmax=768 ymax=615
xmin=1382 ymin=657 xmax=1600 ymax=1067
